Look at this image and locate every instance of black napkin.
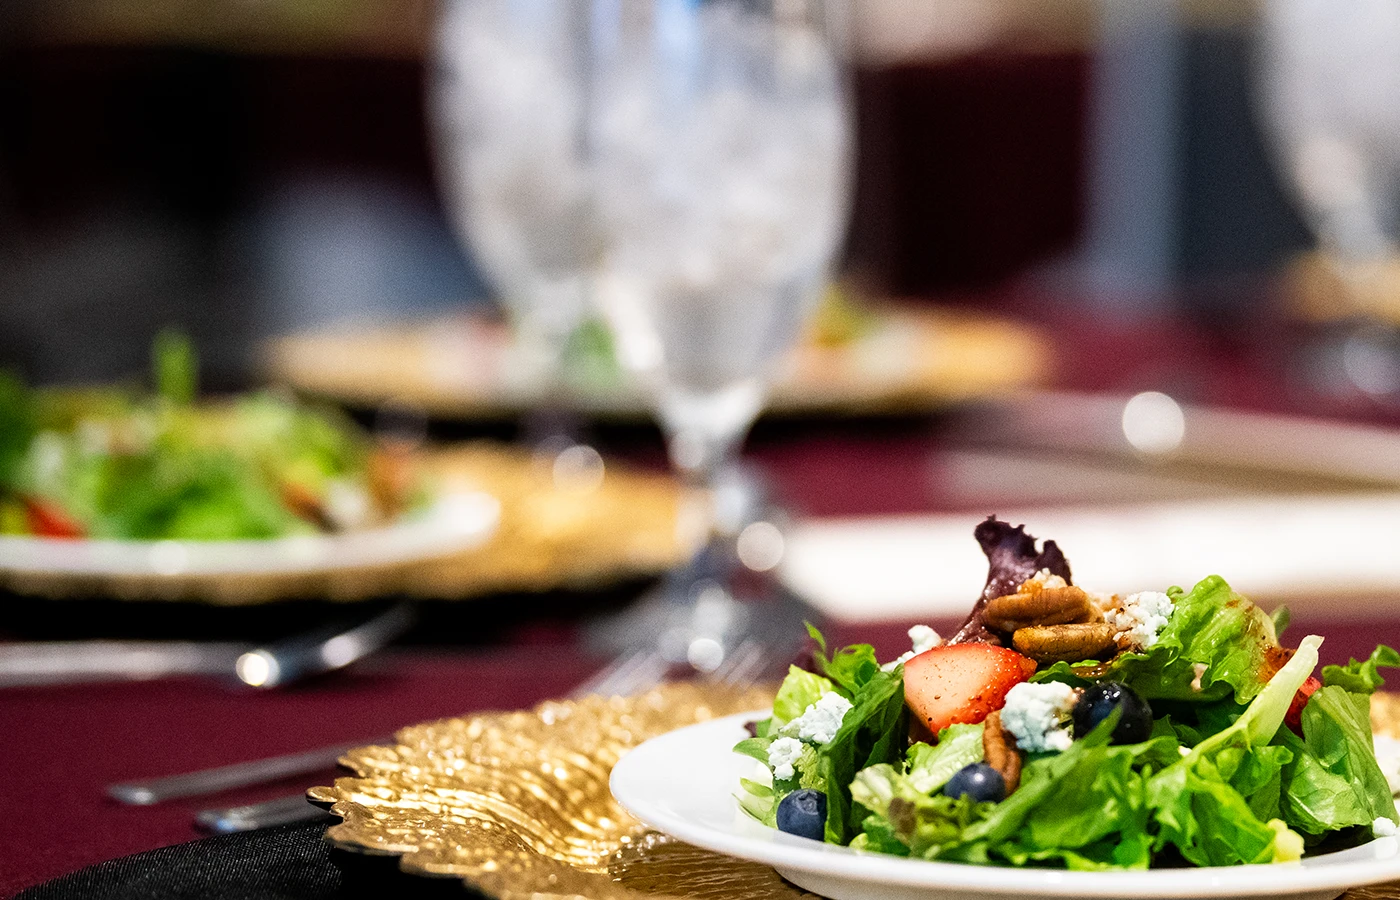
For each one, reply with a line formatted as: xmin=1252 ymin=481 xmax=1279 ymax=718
xmin=16 ymin=822 xmax=470 ymax=900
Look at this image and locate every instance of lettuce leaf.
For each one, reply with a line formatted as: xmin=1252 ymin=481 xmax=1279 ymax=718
xmin=1322 ymin=645 xmax=1400 ymax=695
xmin=734 ymin=642 xmax=906 ymax=844
xmin=1145 ymin=635 xmax=1320 ymax=866
xmin=935 ymin=714 xmax=1179 ymax=870
xmin=805 ymin=623 xmax=879 ymax=698
xmin=772 ymin=666 xmax=835 ymax=727
xmin=817 ymin=668 xmax=907 ymax=844
xmin=1279 ymin=682 xmax=1398 ymax=834
xmin=0 ymin=372 xmax=36 ymax=489
xmin=850 ymin=764 xmax=993 ymax=857
xmin=905 ymin=723 xmax=985 ymax=794
xmin=1033 ymin=576 xmax=1283 ymax=705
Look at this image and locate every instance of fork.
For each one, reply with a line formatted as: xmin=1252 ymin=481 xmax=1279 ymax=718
xmin=189 ymin=643 xmax=770 ymax=833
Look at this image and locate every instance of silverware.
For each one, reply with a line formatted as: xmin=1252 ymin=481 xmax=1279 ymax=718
xmin=189 ymin=646 xmax=680 ymax=832
xmin=0 ymin=641 xmax=248 ymax=688
xmin=229 ymin=603 xmax=416 ymax=689
xmin=108 ymin=735 xmax=393 ymax=806
xmin=195 ymin=794 xmax=331 ymax=834
xmin=5 ymin=603 xmax=415 ymax=690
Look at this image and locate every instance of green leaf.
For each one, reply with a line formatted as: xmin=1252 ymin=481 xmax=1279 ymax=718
xmin=1144 ymin=635 xmax=1320 ymax=866
xmin=814 ymin=668 xmax=907 ymax=844
xmin=152 ymin=329 xmax=198 ymax=405
xmin=905 ymin=724 xmax=985 ymax=794
xmin=0 ymin=371 xmax=36 ymax=488
xmin=805 ymin=622 xmax=880 ymax=698
xmin=933 ymin=715 xmax=1175 ymax=870
xmin=772 ymin=666 xmax=835 ymax=727
xmin=1322 ymin=645 xmax=1400 ymax=695
xmin=1292 ymin=684 xmax=1398 ymax=826
xmin=1032 ymin=576 xmax=1284 ymax=705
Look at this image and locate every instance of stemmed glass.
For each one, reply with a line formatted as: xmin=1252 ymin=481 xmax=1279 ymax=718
xmin=430 ymin=0 xmax=594 ymax=407
xmin=1256 ymin=1 xmax=1400 ymax=398
xmin=586 ymin=0 xmax=853 ymax=664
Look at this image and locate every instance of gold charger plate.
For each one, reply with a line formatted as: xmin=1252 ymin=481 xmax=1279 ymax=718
xmin=0 ymin=442 xmax=689 ymax=604
xmin=310 ymin=686 xmax=1400 ymax=900
xmin=262 ymin=305 xmax=1049 ymax=421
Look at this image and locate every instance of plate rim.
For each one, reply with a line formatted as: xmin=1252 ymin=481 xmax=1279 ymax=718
xmin=610 ymin=710 xmax=1400 ymax=899
xmin=0 ymin=490 xmax=500 ymax=578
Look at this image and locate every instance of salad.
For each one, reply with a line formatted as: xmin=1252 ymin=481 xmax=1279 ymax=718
xmin=0 ymin=331 xmax=421 ymax=541
xmin=735 ymin=517 xmax=1400 ymax=869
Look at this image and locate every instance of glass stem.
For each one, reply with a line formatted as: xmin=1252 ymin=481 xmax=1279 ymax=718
xmin=660 ymin=379 xmax=766 ymax=572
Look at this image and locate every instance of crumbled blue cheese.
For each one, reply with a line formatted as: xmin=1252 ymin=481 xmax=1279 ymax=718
xmin=1000 ymin=681 xmax=1078 ymax=753
xmin=1022 ymin=568 xmax=1069 ymax=591
xmin=794 ymin=691 xmax=853 ymax=744
xmin=767 ymin=737 xmax=804 ymax=780
xmin=1106 ymin=590 xmax=1174 ymax=650
xmin=909 ymin=624 xmax=941 ymax=654
xmin=1374 ymin=816 xmax=1398 ymax=838
xmin=882 ymin=624 xmax=943 ymax=671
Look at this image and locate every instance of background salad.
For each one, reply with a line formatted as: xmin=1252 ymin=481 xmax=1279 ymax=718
xmin=0 ymin=331 xmax=421 ymax=541
xmin=736 ymin=517 xmax=1400 ymax=869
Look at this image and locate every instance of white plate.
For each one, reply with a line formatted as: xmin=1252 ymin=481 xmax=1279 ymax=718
xmin=0 ymin=490 xmax=500 ymax=578
xmin=611 ymin=712 xmax=1400 ymax=900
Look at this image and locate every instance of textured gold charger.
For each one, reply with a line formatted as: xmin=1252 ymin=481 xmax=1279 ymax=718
xmin=310 ymin=686 xmax=1400 ymax=900
xmin=263 ymin=306 xmax=1049 ymax=420
xmin=0 ymin=442 xmax=689 ymax=604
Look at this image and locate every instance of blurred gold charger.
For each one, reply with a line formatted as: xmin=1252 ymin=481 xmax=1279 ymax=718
xmin=310 ymin=686 xmax=1400 ymax=900
xmin=0 ymin=443 xmax=689 ymax=604
xmin=262 ymin=305 xmax=1049 ymax=420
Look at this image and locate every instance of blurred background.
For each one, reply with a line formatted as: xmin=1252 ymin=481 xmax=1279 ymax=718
xmin=0 ymin=0 xmax=1318 ymax=388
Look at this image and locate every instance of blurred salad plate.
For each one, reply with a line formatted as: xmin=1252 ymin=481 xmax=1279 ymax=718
xmin=0 ymin=332 xmax=499 ymax=601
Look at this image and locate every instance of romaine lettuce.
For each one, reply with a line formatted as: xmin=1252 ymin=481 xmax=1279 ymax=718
xmin=1034 ymin=576 xmax=1284 ymax=705
xmin=1145 ymin=635 xmax=1321 ymax=865
xmin=1322 ymin=645 xmax=1400 ymax=695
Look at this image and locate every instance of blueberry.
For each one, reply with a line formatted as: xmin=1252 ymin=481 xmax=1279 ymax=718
xmin=1073 ymin=682 xmax=1153 ymax=744
xmin=776 ymin=788 xmax=827 ymax=840
xmin=941 ymin=762 xmax=1006 ymax=803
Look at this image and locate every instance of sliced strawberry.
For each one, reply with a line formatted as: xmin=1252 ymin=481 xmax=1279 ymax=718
xmin=903 ymin=643 xmax=1038 ymax=737
xmin=21 ymin=496 xmax=85 ymax=539
xmin=1285 ymin=676 xmax=1321 ymax=735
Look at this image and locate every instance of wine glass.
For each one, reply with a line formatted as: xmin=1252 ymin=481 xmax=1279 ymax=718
xmin=585 ymin=0 xmax=853 ymax=665
xmin=430 ymin=0 xmax=594 ymax=403
xmin=1256 ymin=1 xmax=1400 ymax=400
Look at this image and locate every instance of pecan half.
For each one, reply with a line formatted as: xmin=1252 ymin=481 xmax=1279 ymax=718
xmin=981 ymin=710 xmax=1021 ymax=794
xmin=984 ymin=584 xmax=1096 ymax=633
xmin=1012 ymin=623 xmax=1119 ymax=664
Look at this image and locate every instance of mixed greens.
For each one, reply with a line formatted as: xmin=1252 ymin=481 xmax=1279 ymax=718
xmin=735 ymin=518 xmax=1400 ymax=869
xmin=0 ymin=332 xmax=420 ymax=541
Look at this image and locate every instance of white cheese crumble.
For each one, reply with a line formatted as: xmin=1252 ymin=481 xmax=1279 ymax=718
xmin=1022 ymin=568 xmax=1069 ymax=591
xmin=768 ymin=737 xmax=804 ymax=781
xmin=794 ymin=691 xmax=854 ymax=744
xmin=1374 ymin=816 xmax=1398 ymax=838
xmin=909 ymin=624 xmax=942 ymax=654
xmin=1106 ymin=590 xmax=1174 ymax=650
xmin=882 ymin=625 xmax=943 ymax=671
xmin=1000 ymin=681 xmax=1078 ymax=753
